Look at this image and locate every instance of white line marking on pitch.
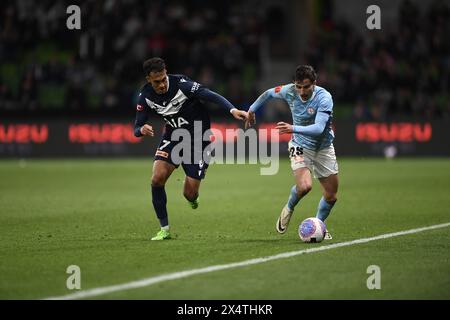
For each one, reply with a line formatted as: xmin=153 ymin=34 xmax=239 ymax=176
xmin=44 ymin=222 xmax=450 ymax=300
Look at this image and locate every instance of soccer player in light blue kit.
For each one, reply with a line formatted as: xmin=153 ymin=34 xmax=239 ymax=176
xmin=245 ymin=65 xmax=338 ymax=239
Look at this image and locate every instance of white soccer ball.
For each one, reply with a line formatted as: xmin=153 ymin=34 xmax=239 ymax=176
xmin=298 ymin=217 xmax=326 ymax=243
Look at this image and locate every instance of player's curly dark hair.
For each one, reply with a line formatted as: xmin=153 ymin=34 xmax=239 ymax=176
xmin=143 ymin=57 xmax=166 ymax=76
xmin=295 ymin=65 xmax=317 ymax=82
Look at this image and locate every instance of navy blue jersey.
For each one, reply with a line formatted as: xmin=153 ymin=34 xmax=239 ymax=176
xmin=134 ymin=74 xmax=235 ymax=137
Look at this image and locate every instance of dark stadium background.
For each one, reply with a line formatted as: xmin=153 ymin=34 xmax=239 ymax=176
xmin=1 ymin=0 xmax=448 ymax=158
xmin=1 ymin=0 xmax=450 ymax=303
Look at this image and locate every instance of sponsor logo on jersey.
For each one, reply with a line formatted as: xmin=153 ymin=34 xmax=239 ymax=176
xmin=164 ymin=116 xmax=189 ymax=128
xmin=155 ymin=150 xmax=169 ymax=158
xmin=275 ymin=85 xmax=283 ymax=93
xmin=136 ymin=104 xmax=143 ymax=111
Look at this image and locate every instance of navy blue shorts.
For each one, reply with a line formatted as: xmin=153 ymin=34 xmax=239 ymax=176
xmin=154 ymin=130 xmax=212 ymax=180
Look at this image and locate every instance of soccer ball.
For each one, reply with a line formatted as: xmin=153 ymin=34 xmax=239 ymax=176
xmin=298 ymin=217 xmax=326 ymax=243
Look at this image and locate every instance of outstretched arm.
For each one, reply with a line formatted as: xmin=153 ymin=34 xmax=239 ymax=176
xmin=246 ymin=87 xmax=284 ymax=128
xmin=195 ymin=87 xmax=247 ymax=120
xmin=248 ymin=89 xmax=275 ymax=113
xmin=276 ymin=111 xmax=330 ymax=136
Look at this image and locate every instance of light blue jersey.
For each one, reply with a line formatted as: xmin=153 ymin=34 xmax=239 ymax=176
xmin=248 ymin=84 xmax=335 ymax=151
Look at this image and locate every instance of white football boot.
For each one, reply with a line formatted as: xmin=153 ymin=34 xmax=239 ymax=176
xmin=276 ymin=206 xmax=294 ymax=234
xmin=324 ymin=230 xmax=333 ymax=240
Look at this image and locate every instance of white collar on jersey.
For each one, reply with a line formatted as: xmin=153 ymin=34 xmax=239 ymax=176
xmin=299 ymin=86 xmax=316 ymax=103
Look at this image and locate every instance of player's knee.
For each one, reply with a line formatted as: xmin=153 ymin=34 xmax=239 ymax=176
xmin=324 ymin=193 xmax=337 ymax=203
xmin=297 ymin=183 xmax=312 ymax=196
xmin=151 ymin=175 xmax=166 ymax=188
xmin=183 ymin=189 xmax=198 ymax=202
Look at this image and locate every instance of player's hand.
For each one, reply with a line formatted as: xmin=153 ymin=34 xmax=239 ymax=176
xmin=276 ymin=122 xmax=293 ymax=134
xmin=245 ymin=111 xmax=256 ymax=129
xmin=231 ymin=109 xmax=247 ymax=121
xmin=140 ymin=124 xmax=154 ymax=136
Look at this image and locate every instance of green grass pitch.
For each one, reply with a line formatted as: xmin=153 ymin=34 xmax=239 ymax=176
xmin=0 ymin=158 xmax=449 ymax=299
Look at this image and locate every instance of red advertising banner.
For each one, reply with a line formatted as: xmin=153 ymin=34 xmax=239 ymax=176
xmin=0 ymin=119 xmax=449 ymax=157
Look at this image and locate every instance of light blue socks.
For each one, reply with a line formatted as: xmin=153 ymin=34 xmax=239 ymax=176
xmin=316 ymin=196 xmax=336 ymax=222
xmin=287 ymin=185 xmax=301 ymax=211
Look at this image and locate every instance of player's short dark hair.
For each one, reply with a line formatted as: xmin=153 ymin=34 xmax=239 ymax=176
xmin=143 ymin=57 xmax=166 ymax=76
xmin=295 ymin=65 xmax=317 ymax=82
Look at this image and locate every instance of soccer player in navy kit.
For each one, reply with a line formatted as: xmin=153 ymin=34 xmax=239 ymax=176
xmin=134 ymin=57 xmax=247 ymax=240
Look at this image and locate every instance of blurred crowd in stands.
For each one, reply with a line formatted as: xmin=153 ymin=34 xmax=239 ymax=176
xmin=0 ymin=0 xmax=448 ymax=120
xmin=0 ymin=0 xmax=262 ymax=117
xmin=309 ymin=0 xmax=449 ymax=120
